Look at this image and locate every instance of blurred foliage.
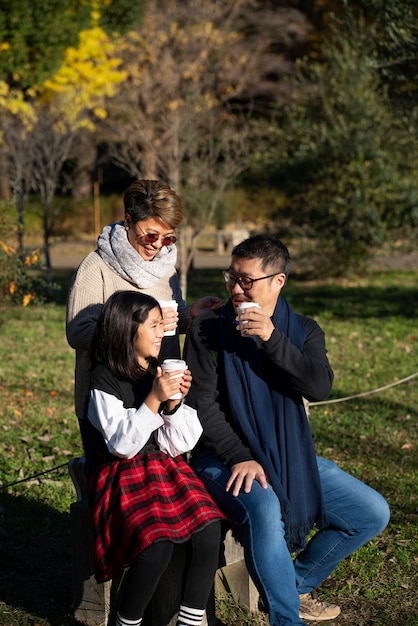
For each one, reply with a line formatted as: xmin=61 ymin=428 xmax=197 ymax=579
xmin=0 ymin=204 xmax=46 ymax=308
xmin=99 ymin=0 xmax=144 ymax=36
xmin=248 ymin=4 xmax=418 ymax=276
xmin=0 ymin=0 xmax=141 ymax=90
xmin=0 ymin=0 xmax=417 ymax=280
xmin=0 ymin=0 xmax=90 ymax=89
xmin=349 ymin=0 xmax=418 ymax=107
xmin=0 ymin=5 xmax=133 ymax=290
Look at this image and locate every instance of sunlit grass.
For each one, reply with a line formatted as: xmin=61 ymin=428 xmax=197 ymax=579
xmin=0 ymin=269 xmax=416 ymax=626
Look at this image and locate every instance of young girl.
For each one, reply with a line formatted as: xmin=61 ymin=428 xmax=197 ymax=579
xmin=82 ymin=290 xmax=223 ymax=626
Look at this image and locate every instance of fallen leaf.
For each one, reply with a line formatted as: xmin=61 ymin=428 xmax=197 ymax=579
xmin=38 ymin=433 xmax=53 ymax=442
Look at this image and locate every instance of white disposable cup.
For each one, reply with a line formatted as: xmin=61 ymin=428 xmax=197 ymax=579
xmin=161 ymin=359 xmax=187 ymax=399
xmin=236 ymin=302 xmax=260 ymax=336
xmin=159 ymin=300 xmax=178 ymax=336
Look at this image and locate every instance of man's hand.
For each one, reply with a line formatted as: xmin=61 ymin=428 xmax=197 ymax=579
xmin=226 ymin=461 xmax=268 ymax=497
xmin=236 ymin=307 xmax=275 ymax=342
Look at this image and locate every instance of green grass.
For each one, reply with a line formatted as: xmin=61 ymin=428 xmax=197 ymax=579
xmin=0 ymin=267 xmax=417 ymax=626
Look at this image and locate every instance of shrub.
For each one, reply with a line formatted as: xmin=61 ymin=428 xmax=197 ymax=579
xmin=0 ymin=207 xmax=46 ymax=310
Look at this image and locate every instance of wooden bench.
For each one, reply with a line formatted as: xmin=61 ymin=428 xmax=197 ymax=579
xmin=69 ymin=457 xmax=258 ymax=626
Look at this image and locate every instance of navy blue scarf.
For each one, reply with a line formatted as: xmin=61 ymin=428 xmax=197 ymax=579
xmin=221 ymin=298 xmax=327 ymax=551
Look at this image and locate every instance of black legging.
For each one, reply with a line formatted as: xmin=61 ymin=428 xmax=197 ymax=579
xmin=117 ymin=520 xmax=221 ymax=620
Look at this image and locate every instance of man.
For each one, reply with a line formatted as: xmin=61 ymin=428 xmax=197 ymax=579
xmin=184 ymin=235 xmax=390 ymax=625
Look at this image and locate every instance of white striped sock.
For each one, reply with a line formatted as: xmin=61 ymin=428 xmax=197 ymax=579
xmin=177 ymin=604 xmax=205 ymax=626
xmin=115 ymin=613 xmax=142 ymax=626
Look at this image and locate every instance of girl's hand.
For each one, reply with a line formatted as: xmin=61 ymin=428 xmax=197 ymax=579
xmin=164 ymin=369 xmax=192 ymax=412
xmin=153 ymin=366 xmax=181 ymax=401
xmin=146 ymin=367 xmax=192 ymax=413
xmin=178 ymin=368 xmax=192 ymax=397
xmin=145 ymin=367 xmax=177 ymax=412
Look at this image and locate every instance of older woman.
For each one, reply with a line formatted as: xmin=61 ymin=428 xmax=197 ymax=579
xmin=66 ymin=179 xmax=223 ymax=431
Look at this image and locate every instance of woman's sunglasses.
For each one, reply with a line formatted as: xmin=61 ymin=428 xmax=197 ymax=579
xmin=132 ymin=224 xmax=177 ymax=247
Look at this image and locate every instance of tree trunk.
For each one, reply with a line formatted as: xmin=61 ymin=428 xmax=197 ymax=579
xmin=72 ymin=133 xmax=97 ymax=199
xmin=178 ymin=228 xmax=188 ymax=301
xmin=0 ymin=152 xmax=11 ymax=201
xmin=16 ymin=192 xmax=25 ymax=259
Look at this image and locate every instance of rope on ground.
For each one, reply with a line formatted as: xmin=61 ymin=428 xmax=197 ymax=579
xmin=310 ymin=372 xmax=418 ymax=406
xmin=0 ymin=461 xmax=69 ymax=491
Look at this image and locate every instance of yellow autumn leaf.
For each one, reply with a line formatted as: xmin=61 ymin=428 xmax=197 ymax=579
xmin=0 ymin=240 xmax=16 ymax=254
xmin=38 ymin=25 xmax=128 ymax=130
xmin=0 ymin=84 xmax=37 ymax=127
xmin=93 ymin=107 xmax=107 ymax=119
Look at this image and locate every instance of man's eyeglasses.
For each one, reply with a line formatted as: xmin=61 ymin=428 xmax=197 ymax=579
xmin=133 ymin=224 xmax=177 ymax=247
xmin=222 ymin=270 xmax=279 ymax=291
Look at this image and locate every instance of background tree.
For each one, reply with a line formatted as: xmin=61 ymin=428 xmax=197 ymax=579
xmin=2 ymin=0 xmax=416 ymax=286
xmin=0 ymin=0 xmax=91 ymax=89
xmin=30 ymin=23 xmax=127 ymax=286
xmin=0 ymin=0 xmax=141 ymax=256
xmin=0 ymin=0 xmax=139 ymax=89
xmin=101 ymin=0 xmax=278 ymax=295
xmin=0 ymin=18 xmax=128 ymax=288
xmin=1 ymin=124 xmax=31 ymax=255
xmin=349 ymin=0 xmax=418 ymax=108
xmin=251 ymin=4 xmax=418 ymax=276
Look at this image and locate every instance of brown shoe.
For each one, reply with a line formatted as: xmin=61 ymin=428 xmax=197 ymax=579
xmin=299 ymin=591 xmax=341 ymax=622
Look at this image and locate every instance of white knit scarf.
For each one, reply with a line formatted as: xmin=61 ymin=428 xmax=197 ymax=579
xmin=97 ymin=221 xmax=178 ymax=288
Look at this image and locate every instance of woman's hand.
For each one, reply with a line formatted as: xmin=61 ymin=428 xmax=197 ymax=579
xmin=190 ymin=296 xmax=224 ymax=318
xmin=160 ymin=304 xmax=179 ymax=334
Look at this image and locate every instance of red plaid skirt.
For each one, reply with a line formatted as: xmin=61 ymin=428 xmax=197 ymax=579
xmin=89 ymin=452 xmax=224 ymax=582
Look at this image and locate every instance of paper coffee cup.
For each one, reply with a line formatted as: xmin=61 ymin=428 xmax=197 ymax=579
xmin=159 ymin=300 xmax=178 ymax=336
xmin=236 ymin=302 xmax=260 ymax=336
xmin=162 ymin=359 xmax=187 ymax=399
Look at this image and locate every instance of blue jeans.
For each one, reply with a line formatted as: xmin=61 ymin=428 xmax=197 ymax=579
xmin=191 ymin=452 xmax=390 ymax=626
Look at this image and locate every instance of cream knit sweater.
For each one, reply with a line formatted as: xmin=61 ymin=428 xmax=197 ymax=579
xmin=66 ymin=251 xmax=190 ymax=419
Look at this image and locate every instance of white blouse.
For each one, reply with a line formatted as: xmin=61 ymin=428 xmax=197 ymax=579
xmin=87 ymin=390 xmax=203 ymax=459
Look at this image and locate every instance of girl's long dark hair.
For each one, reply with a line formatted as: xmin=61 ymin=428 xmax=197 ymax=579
xmin=91 ymin=291 xmax=161 ymax=381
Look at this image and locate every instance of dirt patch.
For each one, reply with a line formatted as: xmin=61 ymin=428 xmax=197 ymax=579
xmin=50 ymin=241 xmax=418 ymax=274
